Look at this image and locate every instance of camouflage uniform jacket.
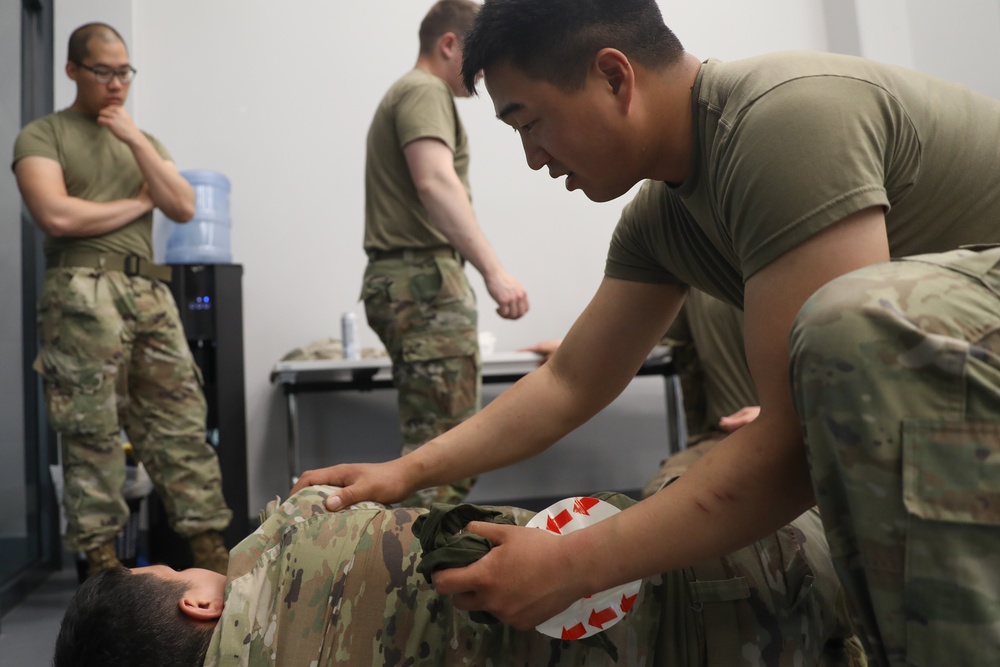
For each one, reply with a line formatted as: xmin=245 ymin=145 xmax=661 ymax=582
xmin=202 ymin=486 xmax=864 ymax=666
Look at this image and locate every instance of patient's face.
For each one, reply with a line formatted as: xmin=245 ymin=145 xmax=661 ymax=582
xmin=131 ymin=564 xmax=226 ymax=597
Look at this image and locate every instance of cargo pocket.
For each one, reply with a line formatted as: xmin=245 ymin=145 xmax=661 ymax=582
xmin=33 ymin=347 xmax=116 ymax=435
xmin=686 ymin=558 xmax=751 ymax=665
xmin=903 ymin=421 xmax=1000 ymax=526
xmin=401 ymin=328 xmax=478 ymax=365
xmin=902 ymin=420 xmax=1000 ymax=665
xmin=400 ymin=329 xmax=479 ymax=418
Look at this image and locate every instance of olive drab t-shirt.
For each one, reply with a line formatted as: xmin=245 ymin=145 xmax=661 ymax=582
xmin=12 ymin=107 xmax=172 ymax=261
xmin=364 ymin=67 xmax=472 ymax=252
xmin=605 ymin=51 xmax=1000 ymax=308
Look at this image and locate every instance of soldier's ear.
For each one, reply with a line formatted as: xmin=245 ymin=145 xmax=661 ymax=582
xmin=179 ymin=593 xmax=224 ymax=620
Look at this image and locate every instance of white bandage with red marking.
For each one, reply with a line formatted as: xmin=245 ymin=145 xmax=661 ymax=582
xmin=525 ymin=497 xmax=642 ymax=640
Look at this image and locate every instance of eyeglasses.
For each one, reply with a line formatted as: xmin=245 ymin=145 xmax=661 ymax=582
xmin=77 ymin=63 xmax=137 ymax=84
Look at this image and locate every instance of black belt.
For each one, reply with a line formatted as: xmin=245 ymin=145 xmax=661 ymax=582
xmin=48 ymin=251 xmax=173 ymax=282
xmin=367 ymin=246 xmax=462 ymax=263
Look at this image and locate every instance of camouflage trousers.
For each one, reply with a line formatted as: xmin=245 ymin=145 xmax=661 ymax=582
xmin=361 ymin=249 xmax=480 ymax=507
xmin=35 ymin=268 xmax=232 ymax=552
xmin=790 ymin=246 xmax=1000 ymax=667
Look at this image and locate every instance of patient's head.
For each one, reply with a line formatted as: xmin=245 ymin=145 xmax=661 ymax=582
xmin=53 ymin=565 xmax=225 ymax=667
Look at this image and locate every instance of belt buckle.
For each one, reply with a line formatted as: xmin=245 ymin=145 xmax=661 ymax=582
xmin=123 ymin=254 xmax=141 ymax=277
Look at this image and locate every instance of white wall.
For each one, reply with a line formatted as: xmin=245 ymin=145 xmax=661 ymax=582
xmin=849 ymin=0 xmax=1000 ymax=101
xmin=48 ymin=0 xmax=996 ymax=514
xmin=904 ymin=0 xmax=1000 ymax=98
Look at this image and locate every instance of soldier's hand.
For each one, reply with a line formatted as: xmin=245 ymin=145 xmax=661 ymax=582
xmin=97 ymin=105 xmax=143 ymax=145
xmin=719 ymin=406 xmax=761 ymax=433
xmin=290 ymin=461 xmax=412 ymax=511
xmin=431 ymin=521 xmax=587 ymax=630
xmin=485 ymin=270 xmax=529 ymax=320
xmin=518 ymin=339 xmax=562 ymax=365
xmin=136 ymin=182 xmax=154 ymax=211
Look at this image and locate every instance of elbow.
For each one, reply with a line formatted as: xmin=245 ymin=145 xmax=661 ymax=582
xmin=175 ymin=203 xmax=196 ymax=223
xmin=165 ymin=184 xmax=197 ymax=222
xmin=35 ymin=213 xmax=74 ymax=238
xmin=412 ymin=179 xmax=437 ymax=202
xmin=411 ymin=172 xmax=450 ymax=203
xmin=165 ymin=200 xmax=195 ymax=223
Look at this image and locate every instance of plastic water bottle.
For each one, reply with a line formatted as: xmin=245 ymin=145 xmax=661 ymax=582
xmin=165 ymin=170 xmax=233 ymax=264
xmin=341 ymin=312 xmax=360 ymax=360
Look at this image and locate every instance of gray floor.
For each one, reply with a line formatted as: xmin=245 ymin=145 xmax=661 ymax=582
xmin=0 ymin=564 xmax=77 ymax=666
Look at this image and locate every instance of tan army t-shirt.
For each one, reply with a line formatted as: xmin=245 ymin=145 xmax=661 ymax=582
xmin=606 ymin=51 xmax=1000 ymax=307
xmin=364 ymin=67 xmax=471 ymax=252
xmin=12 ymin=107 xmax=171 ymax=261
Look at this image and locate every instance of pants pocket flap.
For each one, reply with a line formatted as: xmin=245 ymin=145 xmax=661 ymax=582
xmin=402 ymin=329 xmax=478 ymax=363
xmin=903 ymin=420 xmax=1000 ymax=526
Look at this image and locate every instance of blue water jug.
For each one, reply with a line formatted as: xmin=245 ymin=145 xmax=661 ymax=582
xmin=165 ymin=170 xmax=233 ymax=264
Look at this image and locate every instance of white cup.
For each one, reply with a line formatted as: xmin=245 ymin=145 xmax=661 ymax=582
xmin=478 ymin=331 xmax=497 ymax=356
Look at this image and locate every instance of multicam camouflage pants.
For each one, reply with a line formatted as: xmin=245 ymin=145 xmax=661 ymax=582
xmin=35 ymin=268 xmax=232 ymax=552
xmin=790 ymin=246 xmax=1000 ymax=667
xmin=361 ymin=250 xmax=480 ymax=507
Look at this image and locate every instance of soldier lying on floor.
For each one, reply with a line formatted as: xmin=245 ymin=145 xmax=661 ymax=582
xmin=54 ymin=485 xmax=867 ymax=667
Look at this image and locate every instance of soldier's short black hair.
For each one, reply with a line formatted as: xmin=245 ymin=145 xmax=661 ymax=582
xmin=53 ymin=568 xmax=214 ymax=667
xmin=461 ymin=0 xmax=684 ymax=94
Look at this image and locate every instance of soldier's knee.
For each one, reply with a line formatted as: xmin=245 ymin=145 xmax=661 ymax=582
xmin=788 ymin=269 xmax=896 ymax=382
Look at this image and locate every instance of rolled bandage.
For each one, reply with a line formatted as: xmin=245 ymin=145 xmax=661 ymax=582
xmin=525 ymin=497 xmax=642 ymax=641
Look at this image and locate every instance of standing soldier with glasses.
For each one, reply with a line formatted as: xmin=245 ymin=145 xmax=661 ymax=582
xmin=12 ymin=22 xmax=232 ymax=578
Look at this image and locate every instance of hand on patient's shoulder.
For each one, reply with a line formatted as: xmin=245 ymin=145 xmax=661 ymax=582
xmin=718 ymin=406 xmax=761 ymax=433
xmin=261 ymin=485 xmax=388 ymax=528
xmin=289 ymin=461 xmax=412 ymax=511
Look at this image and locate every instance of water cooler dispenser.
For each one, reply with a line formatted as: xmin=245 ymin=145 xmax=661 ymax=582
xmin=148 ymin=265 xmax=249 ymax=566
xmin=148 ymin=171 xmax=249 ymax=567
xmin=166 ymin=170 xmax=233 ymax=264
